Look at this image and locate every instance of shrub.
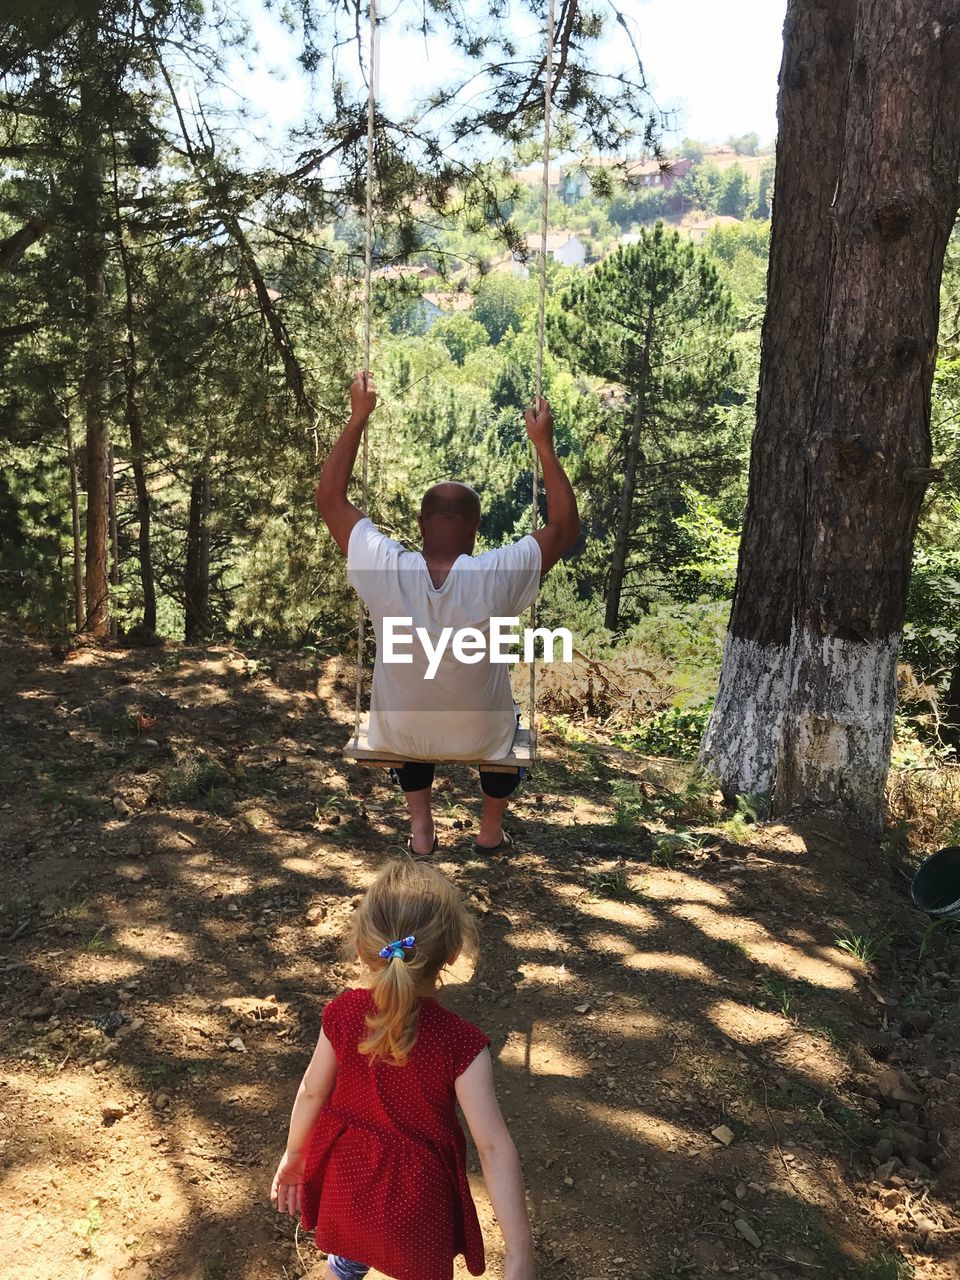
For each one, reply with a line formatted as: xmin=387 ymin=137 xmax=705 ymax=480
xmin=625 ymin=703 xmax=712 ymax=760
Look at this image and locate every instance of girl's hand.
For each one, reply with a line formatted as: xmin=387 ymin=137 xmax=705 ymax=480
xmin=271 ymin=1149 xmax=307 ymax=1218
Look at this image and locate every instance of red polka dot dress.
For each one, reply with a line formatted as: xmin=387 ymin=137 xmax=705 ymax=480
xmin=301 ymin=988 xmax=490 ymax=1280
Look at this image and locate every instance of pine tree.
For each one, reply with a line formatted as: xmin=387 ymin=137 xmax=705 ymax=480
xmin=551 ymin=224 xmax=736 ymax=630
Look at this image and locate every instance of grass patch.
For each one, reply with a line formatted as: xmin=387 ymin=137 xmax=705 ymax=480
xmin=649 ymin=828 xmax=708 ymax=866
xmin=756 ymin=975 xmax=795 ymax=1018
xmin=84 ymin=925 xmax=116 ymax=954
xmin=39 ymin=783 xmax=102 ymax=815
xmin=717 ymin=792 xmax=767 ymax=842
xmin=836 ymin=931 xmax=885 ymax=966
xmin=611 ymin=771 xmax=718 ymax=830
xmin=917 ymin=915 xmax=960 ymax=959
xmin=72 ymin=1198 xmax=102 ymax=1246
xmin=862 ymin=1250 xmax=914 ymax=1280
xmin=163 ymin=755 xmax=231 ymax=805
xmin=56 ymin=889 xmax=92 ymax=921
xmin=806 ymin=1018 xmax=847 ymax=1052
xmin=713 ymin=937 xmax=749 ymax=963
xmin=585 ymin=869 xmax=643 ymax=904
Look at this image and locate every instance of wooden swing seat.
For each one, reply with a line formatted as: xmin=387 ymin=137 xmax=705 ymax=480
xmin=344 ymin=719 xmax=536 ymax=773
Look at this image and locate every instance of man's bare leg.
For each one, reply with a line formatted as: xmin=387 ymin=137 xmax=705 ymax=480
xmin=477 ymin=793 xmax=510 ymax=850
xmin=404 ymin=786 xmax=436 ymax=854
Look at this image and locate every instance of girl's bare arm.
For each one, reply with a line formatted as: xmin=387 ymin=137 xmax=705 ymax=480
xmin=456 ymin=1049 xmax=535 ymax=1280
xmin=271 ymin=1029 xmax=338 ymax=1217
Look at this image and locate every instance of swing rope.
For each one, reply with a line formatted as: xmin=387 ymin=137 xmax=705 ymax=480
xmin=528 ymin=0 xmax=556 ymax=746
xmin=354 ymin=0 xmax=377 ymax=741
xmin=351 ymin=0 xmax=556 ymax=755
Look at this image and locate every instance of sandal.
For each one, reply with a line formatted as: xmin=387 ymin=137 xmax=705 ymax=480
xmin=406 ymin=834 xmax=439 ymax=855
xmin=475 ymin=831 xmax=514 ymax=854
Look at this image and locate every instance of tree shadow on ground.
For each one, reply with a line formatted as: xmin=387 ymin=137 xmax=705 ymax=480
xmin=1 ymin=629 xmax=957 ymax=1280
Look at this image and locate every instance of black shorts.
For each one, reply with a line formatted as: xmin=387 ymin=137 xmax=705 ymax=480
xmin=390 ymin=761 xmax=526 ymax=799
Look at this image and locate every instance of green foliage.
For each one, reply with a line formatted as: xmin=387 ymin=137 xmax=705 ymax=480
xmin=671 ymin=487 xmax=740 ymax=600
xmin=727 ymin=131 xmax=760 ymax=156
xmin=624 ymin=704 xmax=712 ymax=760
xmin=626 ymin=601 xmax=729 ymax=708
xmin=608 ymin=186 xmax=669 ymax=230
xmin=586 ymin=868 xmax=642 ymax=903
xmin=673 ymin=160 xmax=725 ymax=215
xmin=836 ymin=932 xmax=884 ymax=966
xmin=716 ymin=165 xmax=753 ymax=218
xmin=754 ymin=157 xmax=775 ymax=219
xmin=162 ymin=756 xmax=230 ymax=804
xmin=0 ymin=446 xmax=71 ymax=626
xmin=431 ymin=313 xmax=489 ymax=365
xmin=473 ymin=274 xmax=533 ymax=343
xmin=862 ymin=1251 xmax=914 ymax=1280
xmin=549 ymin=225 xmax=743 ymax=624
xmin=757 ymin=975 xmax=794 ymax=1017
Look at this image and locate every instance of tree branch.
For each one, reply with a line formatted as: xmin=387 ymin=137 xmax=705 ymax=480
xmin=0 ymin=218 xmax=48 ymax=271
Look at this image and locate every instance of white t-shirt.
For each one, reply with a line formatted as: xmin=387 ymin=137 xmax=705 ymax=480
xmin=347 ymin=518 xmax=542 ymax=761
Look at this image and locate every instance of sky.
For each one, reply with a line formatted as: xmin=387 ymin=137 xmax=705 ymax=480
xmin=225 ymin=0 xmax=788 ymax=159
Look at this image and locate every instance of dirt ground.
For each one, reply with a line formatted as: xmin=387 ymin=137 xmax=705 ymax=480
xmin=1 ymin=625 xmax=959 ymax=1280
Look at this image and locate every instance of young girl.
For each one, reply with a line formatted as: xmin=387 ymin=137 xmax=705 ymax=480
xmin=271 ymin=859 xmax=535 ymax=1280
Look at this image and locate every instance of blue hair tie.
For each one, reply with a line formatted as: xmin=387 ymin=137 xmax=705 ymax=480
xmin=379 ymin=935 xmax=416 ymax=962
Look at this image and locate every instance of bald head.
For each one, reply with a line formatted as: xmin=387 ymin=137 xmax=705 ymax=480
xmin=419 ymin=482 xmax=481 ymax=526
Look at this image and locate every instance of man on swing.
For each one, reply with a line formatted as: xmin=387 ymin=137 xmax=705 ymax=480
xmin=317 ymin=371 xmax=580 ymax=854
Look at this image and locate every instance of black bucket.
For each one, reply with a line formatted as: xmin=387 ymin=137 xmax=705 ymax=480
xmin=911 ymin=846 xmax=960 ymax=920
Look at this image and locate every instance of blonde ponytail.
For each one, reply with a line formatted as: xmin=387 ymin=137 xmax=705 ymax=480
xmin=351 ymin=859 xmax=475 ymax=1065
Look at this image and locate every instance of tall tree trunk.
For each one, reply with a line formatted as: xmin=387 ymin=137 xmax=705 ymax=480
xmin=128 ymin=410 xmax=156 ymax=634
xmin=943 ymin=650 xmax=960 ymax=749
xmin=112 ymin=146 xmax=156 ymax=635
xmin=79 ymin=83 xmax=110 ymax=637
xmin=66 ymin=411 xmax=84 ymax=631
xmin=184 ymin=464 xmax=211 ymax=642
xmin=774 ymin=0 xmax=960 ymax=830
xmin=605 ymin=301 xmax=654 ymax=631
xmin=700 ymin=0 xmax=857 ymax=798
xmin=108 ymin=444 xmax=119 ymax=641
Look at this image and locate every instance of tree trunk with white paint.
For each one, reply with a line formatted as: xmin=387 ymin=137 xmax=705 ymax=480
xmin=700 ymin=0 xmax=856 ymax=799
xmin=774 ymin=0 xmax=960 ymax=830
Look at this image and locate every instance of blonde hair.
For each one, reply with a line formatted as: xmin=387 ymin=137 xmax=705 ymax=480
xmin=349 ymin=858 xmax=475 ymax=1065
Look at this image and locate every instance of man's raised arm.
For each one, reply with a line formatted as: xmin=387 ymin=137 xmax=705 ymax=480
xmin=315 ymin=371 xmax=377 ymax=555
xmin=524 ymin=398 xmax=580 ymax=574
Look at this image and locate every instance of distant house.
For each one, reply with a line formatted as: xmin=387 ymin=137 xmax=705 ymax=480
xmin=506 ymin=230 xmax=588 ymax=276
xmin=683 ymin=214 xmax=742 ymax=244
xmin=375 ymin=263 xmax=439 ymax=282
xmin=625 ymin=156 xmax=695 ymax=191
xmin=422 ymin=290 xmax=474 ymax=314
xmin=545 ymin=231 xmax=587 ymax=268
xmin=393 ymin=288 xmax=473 ymax=335
xmin=558 ymin=157 xmax=623 ymax=204
xmin=511 ymin=163 xmax=562 ymax=192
